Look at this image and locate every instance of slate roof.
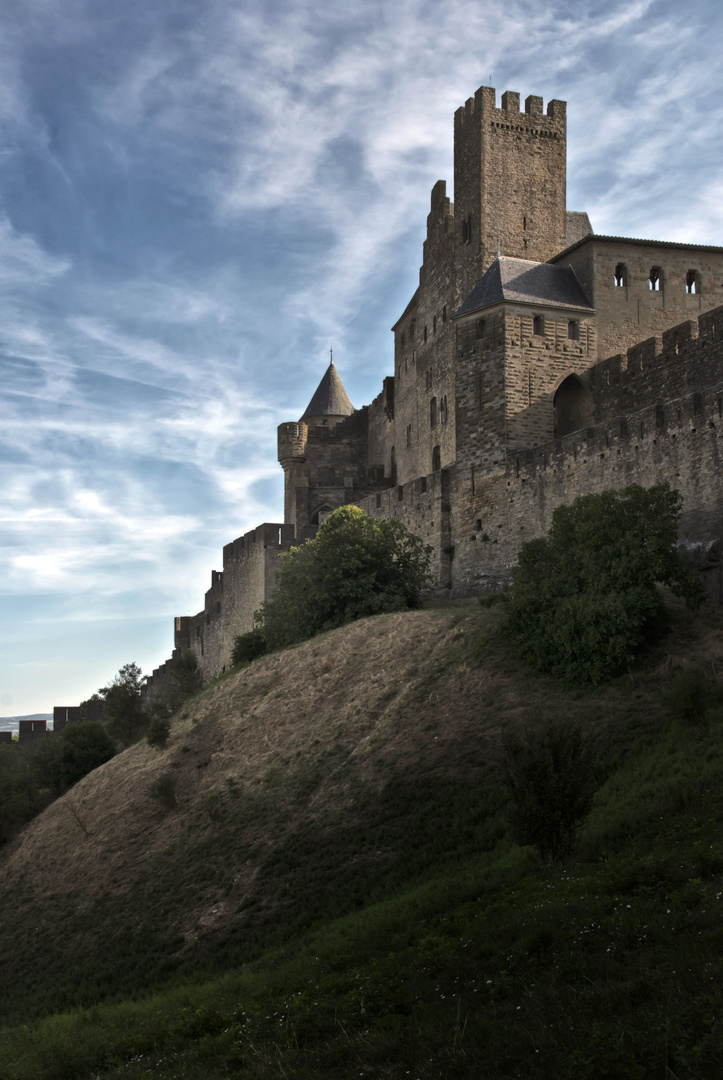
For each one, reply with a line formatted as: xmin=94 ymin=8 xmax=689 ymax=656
xmin=301 ymin=361 xmax=354 ymax=420
xmin=551 ymin=234 xmax=723 ymax=263
xmin=454 ymin=256 xmax=594 ymax=318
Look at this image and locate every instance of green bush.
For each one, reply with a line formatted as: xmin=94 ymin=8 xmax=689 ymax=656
xmin=506 ymin=484 xmax=704 ymax=683
xmin=257 ymin=505 xmax=432 ymax=648
xmin=500 ymin=718 xmax=596 ymax=864
xmin=61 ymin=722 xmax=116 ymax=787
xmin=0 ymin=744 xmax=36 ymax=844
xmin=147 ymin=715 xmax=172 ymax=749
xmin=31 ymin=734 xmax=66 ymax=798
xmin=231 ymin=629 xmax=268 ymax=665
xmin=665 ymin=665 xmax=720 ymax=726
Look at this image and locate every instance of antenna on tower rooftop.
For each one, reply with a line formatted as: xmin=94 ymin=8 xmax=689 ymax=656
xmin=330 ymin=348 xmax=333 ymax=366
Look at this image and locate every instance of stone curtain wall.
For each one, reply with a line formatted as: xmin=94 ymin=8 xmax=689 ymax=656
xmin=146 ymin=522 xmax=318 ymax=694
xmin=450 ymin=307 xmax=723 ymax=594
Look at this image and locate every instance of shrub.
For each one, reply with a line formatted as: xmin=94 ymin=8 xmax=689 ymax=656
xmin=257 ymin=505 xmax=432 ymax=648
xmin=500 ymin=718 xmax=596 ymax=864
xmin=232 ymin=629 xmax=268 ymax=665
xmin=506 ymin=484 xmax=705 ymax=683
xmin=61 ymin=722 xmax=116 ymax=788
xmin=32 ymin=734 xmax=66 ymax=798
xmin=666 ymin=665 xmax=717 ymax=726
xmin=149 ymin=774 xmax=178 ymax=811
xmin=147 ymin=715 xmax=171 ymax=749
xmin=0 ymin=744 xmax=36 ymax=845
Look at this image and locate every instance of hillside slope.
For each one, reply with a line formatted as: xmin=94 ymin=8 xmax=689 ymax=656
xmin=1 ymin=606 xmax=500 ymax=1014
xmin=1 ymin=600 xmax=722 ymax=1080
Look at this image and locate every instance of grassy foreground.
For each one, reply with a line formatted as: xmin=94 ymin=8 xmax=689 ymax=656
xmin=1 ymin=600 xmax=722 ymax=1078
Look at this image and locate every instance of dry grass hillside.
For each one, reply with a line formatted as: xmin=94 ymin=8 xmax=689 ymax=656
xmin=0 ymin=597 xmax=718 ymax=1022
xmin=3 ymin=608 xmax=489 ymax=936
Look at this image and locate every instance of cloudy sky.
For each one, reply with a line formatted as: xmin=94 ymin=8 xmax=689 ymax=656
xmin=2 ymin=0 xmax=723 ymax=719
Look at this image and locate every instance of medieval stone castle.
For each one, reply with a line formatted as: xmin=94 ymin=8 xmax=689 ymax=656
xmin=144 ymin=83 xmax=723 ymax=695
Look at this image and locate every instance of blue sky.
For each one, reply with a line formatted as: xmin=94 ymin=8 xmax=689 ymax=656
xmin=2 ymin=0 xmax=723 ymax=718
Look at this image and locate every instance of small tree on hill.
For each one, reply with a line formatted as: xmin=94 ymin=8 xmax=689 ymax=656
xmin=32 ymin=734 xmax=66 ymax=798
xmin=0 ymin=744 xmax=36 ymax=845
xmin=61 ymin=722 xmax=116 ymax=787
xmin=257 ymin=505 xmax=432 ymax=648
xmin=232 ymin=628 xmax=268 ymax=666
xmin=501 ymin=718 xmax=596 ymax=864
xmin=506 ymin=483 xmax=704 ymax=683
xmin=100 ymin=662 xmax=147 ymax=745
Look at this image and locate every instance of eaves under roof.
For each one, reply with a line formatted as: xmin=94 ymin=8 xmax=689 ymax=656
xmin=551 ymin=234 xmax=723 ymax=263
xmin=453 ymin=256 xmax=594 ymax=319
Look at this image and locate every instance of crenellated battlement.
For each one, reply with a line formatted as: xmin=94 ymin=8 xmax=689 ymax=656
xmin=454 ymin=85 xmax=566 ymax=133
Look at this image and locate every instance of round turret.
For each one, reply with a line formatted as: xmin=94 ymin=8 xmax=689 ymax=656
xmin=277 ymin=421 xmax=308 ymax=465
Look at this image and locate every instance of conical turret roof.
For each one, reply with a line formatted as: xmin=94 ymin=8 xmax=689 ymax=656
xmin=301 ymin=360 xmax=354 ymax=420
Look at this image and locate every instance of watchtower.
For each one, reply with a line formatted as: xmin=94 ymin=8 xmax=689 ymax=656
xmin=453 ymin=87 xmax=567 ymax=305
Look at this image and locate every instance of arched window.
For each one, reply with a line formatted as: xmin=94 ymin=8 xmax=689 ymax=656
xmin=554 ymin=375 xmax=594 ymax=438
xmin=533 ymin=315 xmax=544 ymax=336
xmin=614 ymin=264 xmax=627 ymax=288
xmin=649 ymin=267 xmax=662 ymax=291
xmin=314 ymin=504 xmax=334 ymax=525
xmin=476 ymin=318 xmax=486 ymax=340
xmin=567 ymin=320 xmax=579 ymax=340
xmin=430 ymin=396 xmax=438 ymax=428
xmin=686 ymin=270 xmax=699 ymax=294
xmin=432 ymin=445 xmax=441 ymax=471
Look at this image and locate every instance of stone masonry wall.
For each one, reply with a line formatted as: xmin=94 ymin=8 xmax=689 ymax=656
xmin=449 ymin=307 xmax=723 ymax=595
xmin=279 ymin=410 xmax=381 ymax=529
xmin=356 ymin=468 xmax=454 ymax=590
xmin=146 ymin=522 xmax=318 ymax=693
xmin=557 ymin=239 xmax=723 ymax=361
xmin=454 ymin=304 xmax=598 ymax=464
xmin=454 ymin=88 xmax=567 ymax=306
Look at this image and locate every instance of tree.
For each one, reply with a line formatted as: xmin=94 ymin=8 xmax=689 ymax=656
xmin=501 ymin=719 xmax=596 ymax=864
xmin=32 ymin=734 xmax=66 ymax=798
xmin=168 ymin=649 xmax=202 ymax=705
xmin=257 ymin=506 xmax=432 ymax=648
xmin=506 ymin=484 xmax=705 ymax=683
xmin=61 ymin=722 xmax=116 ymax=787
xmin=231 ymin=629 xmax=268 ymax=666
xmin=147 ymin=714 xmax=171 ymax=749
xmin=0 ymin=744 xmax=36 ymax=845
xmin=99 ymin=662 xmax=147 ymax=745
